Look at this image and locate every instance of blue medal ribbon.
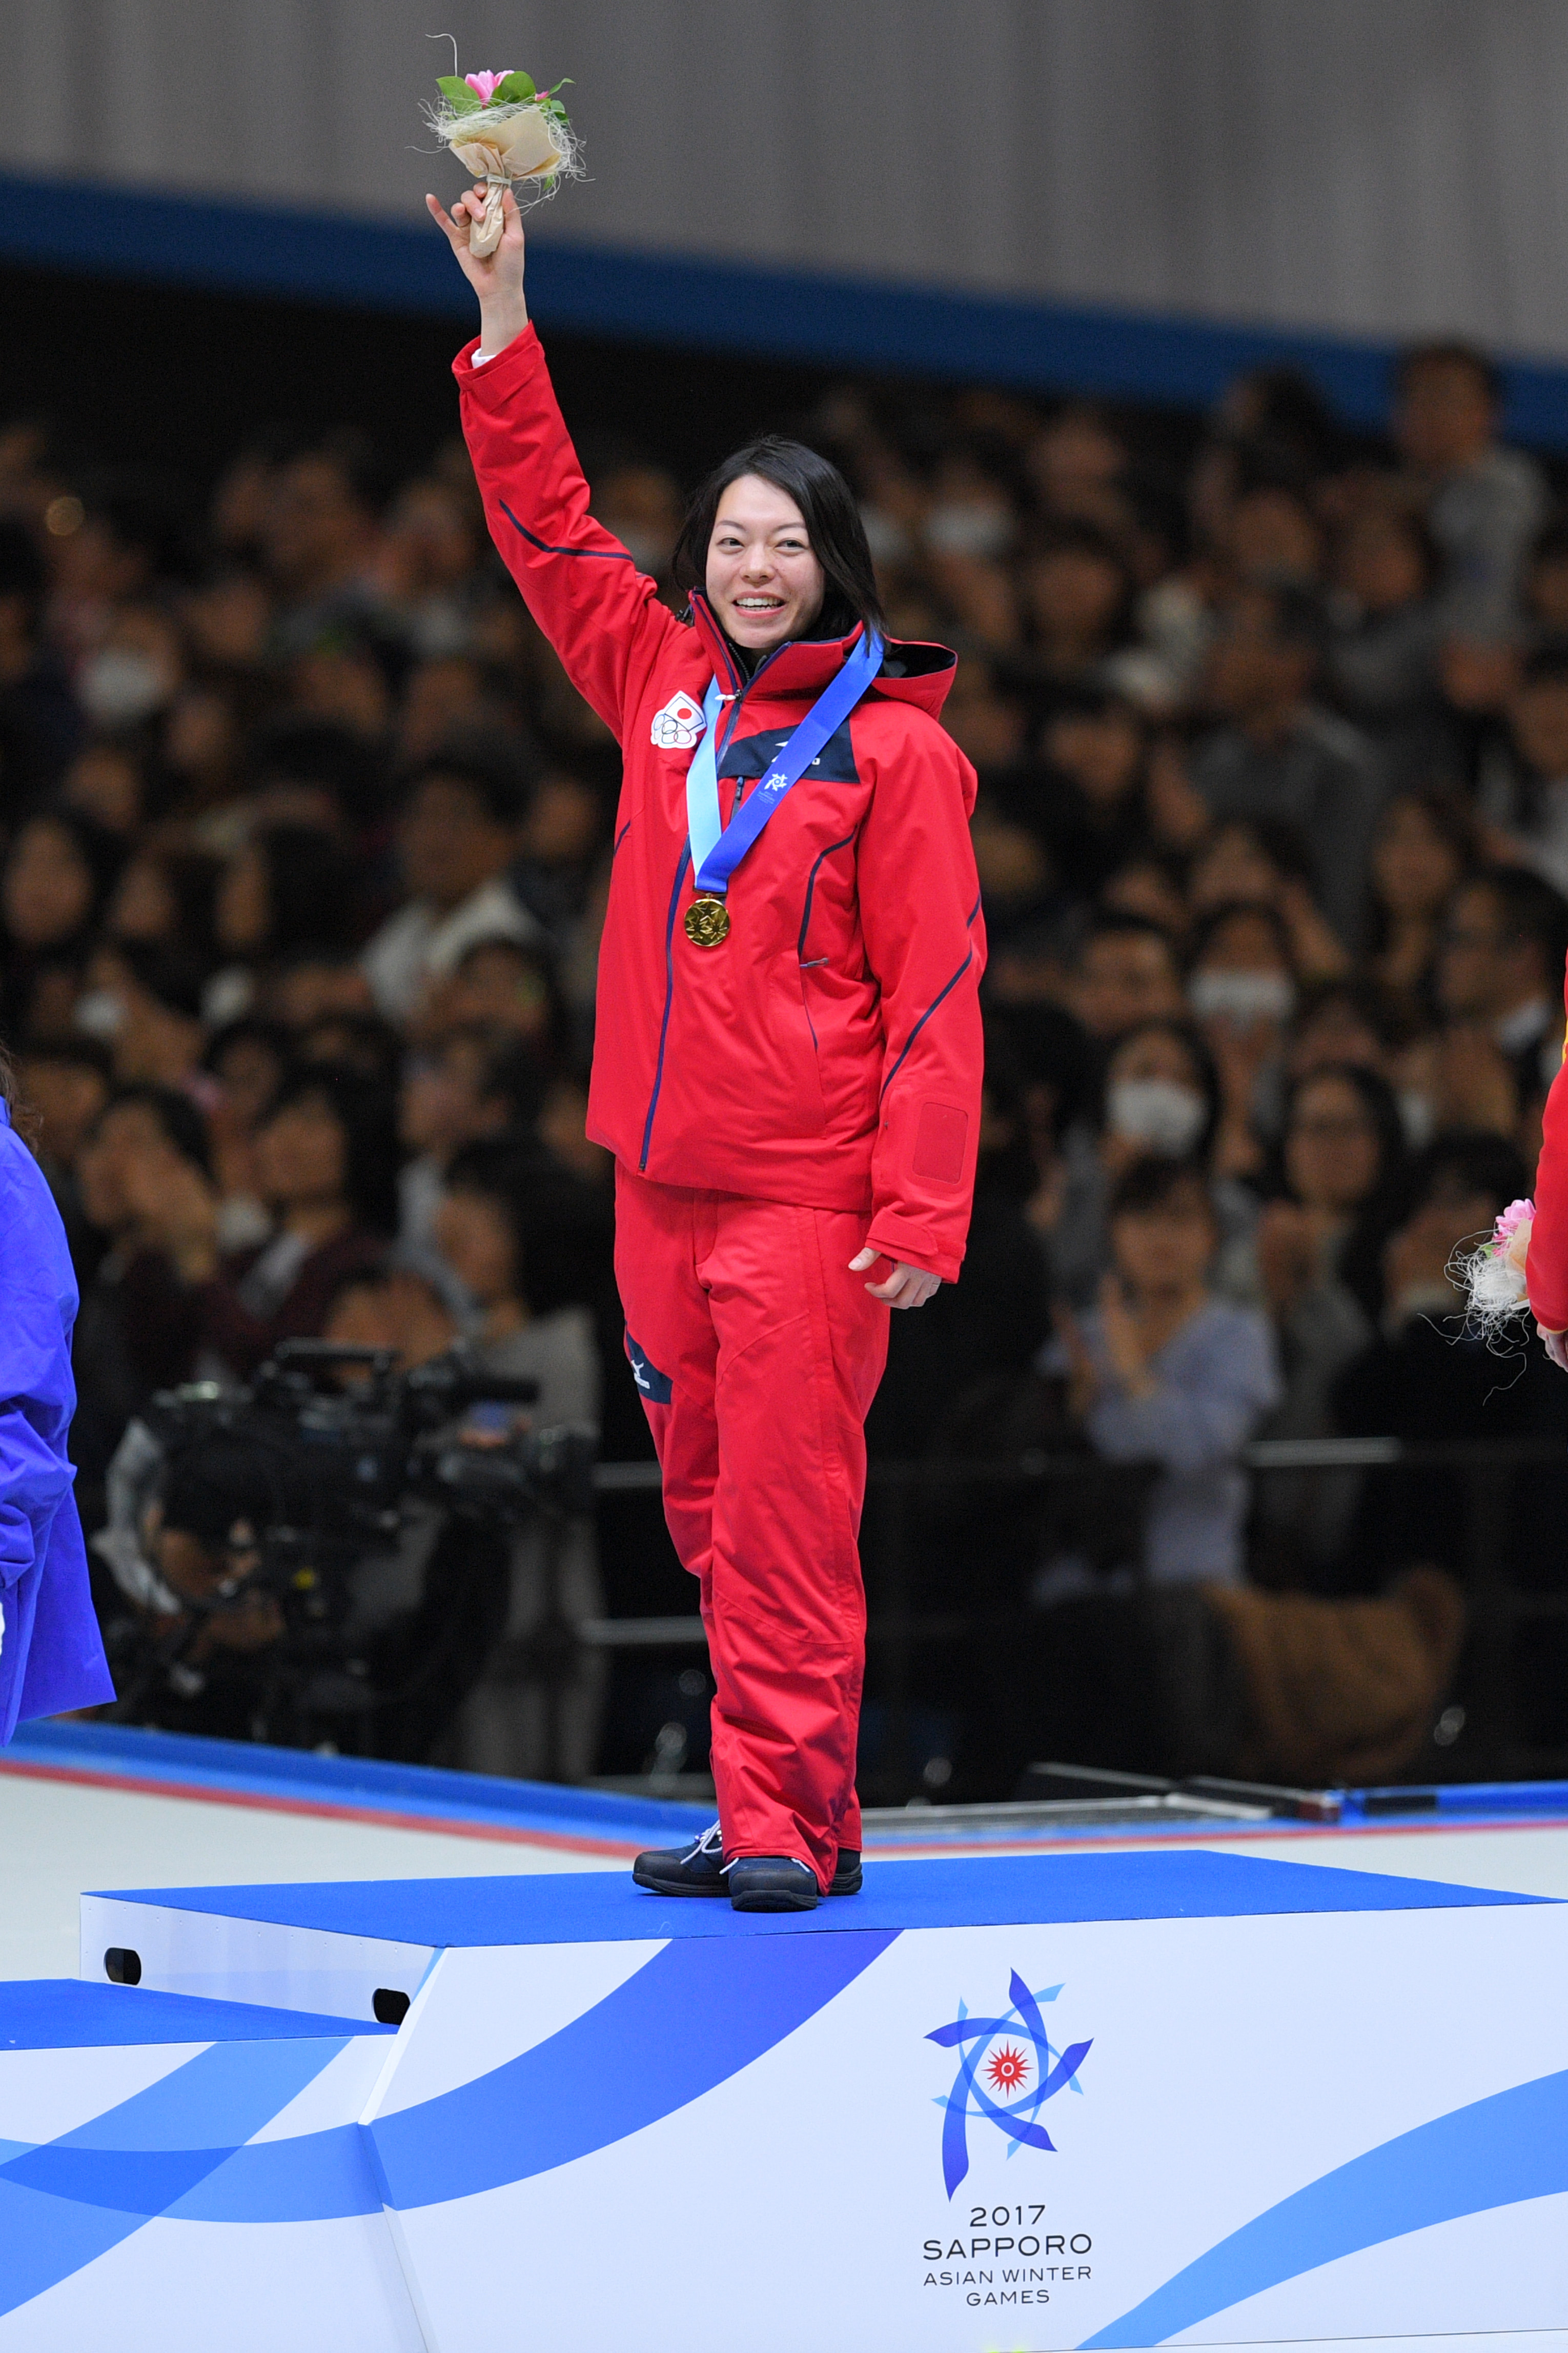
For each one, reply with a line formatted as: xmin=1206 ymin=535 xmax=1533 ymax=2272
xmin=685 ymin=628 xmax=884 ymax=900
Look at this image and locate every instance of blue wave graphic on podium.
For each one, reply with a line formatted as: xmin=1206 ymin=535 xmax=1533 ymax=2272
xmin=0 ymin=1928 xmax=898 ymax=2314
xmin=367 ymin=1928 xmax=899 ymax=2207
xmin=1080 ymin=2065 xmax=1568 ymax=2347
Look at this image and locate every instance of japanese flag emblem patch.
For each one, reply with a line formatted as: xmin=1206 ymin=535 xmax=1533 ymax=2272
xmin=650 ymin=690 xmax=707 ymax=751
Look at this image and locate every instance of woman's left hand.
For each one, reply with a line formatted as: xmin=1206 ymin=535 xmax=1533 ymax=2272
xmin=850 ymin=1246 xmax=941 ymax=1309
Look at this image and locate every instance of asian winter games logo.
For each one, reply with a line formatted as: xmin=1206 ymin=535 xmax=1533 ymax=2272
xmin=926 ymin=1970 xmax=1093 ymax=2198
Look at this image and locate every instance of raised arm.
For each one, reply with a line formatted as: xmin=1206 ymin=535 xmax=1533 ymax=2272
xmin=427 ymin=184 xmax=684 ymax=740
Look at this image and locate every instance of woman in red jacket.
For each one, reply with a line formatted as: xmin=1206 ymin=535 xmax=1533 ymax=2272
xmin=430 ymin=184 xmax=985 ymax=1910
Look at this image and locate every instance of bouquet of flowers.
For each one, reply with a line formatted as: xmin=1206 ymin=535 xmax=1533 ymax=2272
xmin=426 ymin=66 xmax=582 ymax=255
xmin=1454 ymin=1196 xmax=1534 ymax=1337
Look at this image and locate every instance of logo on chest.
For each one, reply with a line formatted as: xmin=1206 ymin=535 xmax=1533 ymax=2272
xmin=649 ymin=690 xmax=707 ymax=751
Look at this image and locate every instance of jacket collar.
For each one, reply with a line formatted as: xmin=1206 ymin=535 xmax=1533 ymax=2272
xmin=688 ymin=592 xmax=959 ymax=721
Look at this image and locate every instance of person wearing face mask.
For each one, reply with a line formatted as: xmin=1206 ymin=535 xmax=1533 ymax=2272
xmin=1047 ymin=1016 xmax=1256 ymax=1311
xmin=1186 ymin=901 xmax=1301 ymax=1181
xmin=921 ymin=452 xmax=1018 ymax=565
xmin=75 ymin=606 xmax=185 ymax=733
xmin=430 ymin=182 xmax=983 ymax=1913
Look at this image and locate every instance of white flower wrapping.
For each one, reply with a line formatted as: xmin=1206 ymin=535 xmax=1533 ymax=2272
xmin=428 ymin=95 xmax=582 ymax=255
xmin=1452 ymin=1200 xmax=1534 ymax=1339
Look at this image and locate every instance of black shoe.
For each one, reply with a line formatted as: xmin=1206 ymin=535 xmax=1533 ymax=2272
xmin=632 ymin=1821 xmax=727 ymax=1896
xmin=633 ymin=1828 xmax=861 ymax=1902
xmin=727 ymin=1856 xmax=821 ymax=1912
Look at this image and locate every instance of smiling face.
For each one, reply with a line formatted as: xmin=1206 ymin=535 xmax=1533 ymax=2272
xmin=705 ymin=475 xmax=826 ymax=652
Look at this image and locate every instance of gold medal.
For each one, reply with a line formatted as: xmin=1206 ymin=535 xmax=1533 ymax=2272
xmin=684 ymin=895 xmax=731 ymax=948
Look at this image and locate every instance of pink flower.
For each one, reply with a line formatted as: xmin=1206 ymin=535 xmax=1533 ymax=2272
xmin=1494 ymin=1198 xmax=1535 ymax=1248
xmin=463 ymin=70 xmax=514 ymax=105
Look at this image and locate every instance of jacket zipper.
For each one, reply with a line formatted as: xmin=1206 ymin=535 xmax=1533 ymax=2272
xmin=635 ymin=639 xmax=790 ymax=1168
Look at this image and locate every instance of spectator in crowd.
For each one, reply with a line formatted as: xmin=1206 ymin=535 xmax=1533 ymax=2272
xmin=396 ymin=1026 xmax=543 ymax=1305
xmin=1253 ymin=1064 xmax=1408 ymax=1575
xmin=71 ymin=1084 xmax=213 ymax=1530
xmin=1433 ymin=866 xmax=1568 ymax=1120
xmin=1030 ymin=689 xmax=1154 ymax=900
xmin=1019 ymin=524 xmax=1136 ymax=717
xmin=1186 ymin=900 xmax=1299 ymax=1178
xmin=206 ymin=823 xmax=360 ymax=1025
xmin=131 ymin=1064 xmax=396 ymax=1379
xmin=1053 ymin=1154 xmax=1280 ymax=1585
xmin=0 ymin=521 xmax=83 ymax=809
xmin=361 ymin=739 xmax=543 ymax=1023
xmin=868 ymin=1028 xmax=1053 ymax=1459
xmin=1 ymin=809 xmax=123 ymax=1027
xmin=17 ymin=1034 xmax=111 ymax=1269
xmin=431 ymin=1139 xmax=604 ymax=1781
xmin=107 ymin=844 xmax=220 ymax=967
xmin=1324 ymin=501 xmax=1443 ymax=781
xmin=75 ymin=940 xmax=208 ymax=1093
xmin=1068 ymin=910 xmax=1185 ymax=1041
xmin=1393 ymin=342 xmax=1547 ymax=639
xmin=261 ymin=435 xmax=386 ymax=657
xmin=1478 ymin=648 xmax=1568 ymax=895
xmin=1335 ymin=1131 xmax=1568 ymax=1590
xmin=1191 ymin=584 xmax=1383 ymax=946
xmin=1524 ymin=519 xmax=1568 ymax=642
xmin=1366 ymin=787 xmax=1479 ymax=1010
xmin=1043 ymin=1012 xmax=1259 ymax=1312
xmin=1186 ymin=815 xmax=1349 ymax=982
xmin=418 ymin=933 xmax=568 ymax=1063
xmin=507 ymin=760 xmax=613 ymax=950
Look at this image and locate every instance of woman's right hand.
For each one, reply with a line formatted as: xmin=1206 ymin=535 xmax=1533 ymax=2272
xmin=425 ymin=183 xmax=528 ymax=354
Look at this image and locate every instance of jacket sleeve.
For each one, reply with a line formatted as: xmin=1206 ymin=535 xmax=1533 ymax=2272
xmin=454 ymin=327 xmax=684 ymax=742
xmin=0 ymin=1152 xmax=78 ymax=1596
xmin=856 ymin=716 xmax=986 ymax=1283
xmin=1527 ymin=976 xmax=1568 ymax=1331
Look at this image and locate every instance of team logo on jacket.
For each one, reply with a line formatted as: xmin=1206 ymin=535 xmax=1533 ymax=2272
xmin=926 ymin=1970 xmax=1093 ymax=2196
xmin=650 ymin=690 xmax=707 ymax=750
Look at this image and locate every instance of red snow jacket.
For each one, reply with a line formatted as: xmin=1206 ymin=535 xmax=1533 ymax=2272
xmin=455 ymin=327 xmax=985 ymax=1280
xmin=1528 ymin=968 xmax=1568 ymax=1331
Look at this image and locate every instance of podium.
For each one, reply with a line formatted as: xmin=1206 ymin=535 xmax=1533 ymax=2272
xmin=2 ymin=1847 xmax=1566 ymax=2350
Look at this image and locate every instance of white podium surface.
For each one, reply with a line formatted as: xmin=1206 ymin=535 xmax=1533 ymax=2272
xmin=1 ymin=1847 xmax=1565 ymax=2350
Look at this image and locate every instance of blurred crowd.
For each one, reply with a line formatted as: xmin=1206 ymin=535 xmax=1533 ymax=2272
xmin=2 ymin=331 xmax=1566 ymax=1785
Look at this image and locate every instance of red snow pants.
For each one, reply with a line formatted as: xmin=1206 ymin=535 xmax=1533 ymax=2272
xmin=613 ymin=1163 xmax=891 ymax=1890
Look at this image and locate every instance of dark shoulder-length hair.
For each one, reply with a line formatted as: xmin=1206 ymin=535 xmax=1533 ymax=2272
xmin=670 ymin=437 xmax=885 ymax=642
xmin=264 ymin=1061 xmax=400 ymax=1237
